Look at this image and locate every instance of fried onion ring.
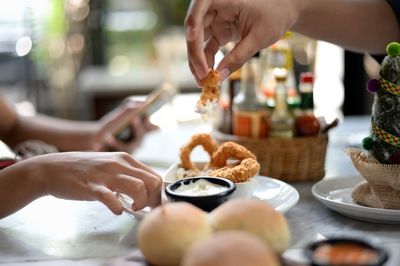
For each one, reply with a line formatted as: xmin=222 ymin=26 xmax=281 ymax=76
xmin=208 ymin=158 xmax=260 ymax=183
xmin=196 ymin=70 xmax=220 ymax=114
xmin=210 ymin=141 xmax=257 ymax=168
xmin=180 ymin=133 xmax=218 ymax=170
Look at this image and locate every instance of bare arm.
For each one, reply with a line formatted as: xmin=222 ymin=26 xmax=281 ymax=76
xmin=293 ymin=0 xmax=400 ymax=54
xmin=185 ymin=0 xmax=400 ymax=82
xmin=0 ymin=97 xmax=155 ymax=152
xmin=8 ymin=114 xmax=97 ymax=151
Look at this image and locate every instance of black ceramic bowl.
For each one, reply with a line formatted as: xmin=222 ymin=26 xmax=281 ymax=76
xmin=305 ymin=238 xmax=389 ymax=266
xmin=165 ymin=177 xmax=236 ymax=212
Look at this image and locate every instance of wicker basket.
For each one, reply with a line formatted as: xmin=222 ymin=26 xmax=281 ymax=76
xmin=212 ymin=130 xmax=328 ymax=182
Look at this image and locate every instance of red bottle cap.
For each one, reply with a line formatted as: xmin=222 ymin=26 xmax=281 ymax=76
xmin=300 ymin=72 xmax=313 ymax=83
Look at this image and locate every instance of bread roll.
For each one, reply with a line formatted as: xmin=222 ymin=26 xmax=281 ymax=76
xmin=209 ymin=199 xmax=290 ymax=253
xmin=138 ymin=202 xmax=211 ymax=266
xmin=182 ymin=231 xmax=281 ymax=266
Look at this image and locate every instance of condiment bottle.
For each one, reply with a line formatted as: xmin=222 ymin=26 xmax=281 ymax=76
xmin=218 ymin=69 xmax=241 ymax=134
xmin=269 ymin=68 xmax=295 ymax=138
xmin=232 ymin=56 xmax=269 ymax=138
xmin=295 ymin=72 xmax=320 ymax=136
xmin=260 ymin=34 xmax=298 ymax=109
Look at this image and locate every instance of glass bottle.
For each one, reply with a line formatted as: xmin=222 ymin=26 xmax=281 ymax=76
xmin=295 ymin=72 xmax=320 ymax=136
xmin=218 ymin=69 xmax=241 ymax=134
xmin=232 ymin=56 xmax=269 ymax=138
xmin=260 ymin=34 xmax=299 ymax=109
xmin=269 ymin=68 xmax=295 ymax=138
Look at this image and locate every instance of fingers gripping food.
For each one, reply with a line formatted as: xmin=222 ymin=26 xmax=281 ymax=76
xmin=180 ymin=133 xmax=219 ymax=171
xmin=210 ymin=141 xmax=257 ymax=168
xmin=196 ymin=70 xmax=221 ymax=115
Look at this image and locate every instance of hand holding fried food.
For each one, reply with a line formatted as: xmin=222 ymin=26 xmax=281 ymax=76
xmin=179 ymin=133 xmax=260 ymax=183
xmin=196 ymin=70 xmax=221 ymax=115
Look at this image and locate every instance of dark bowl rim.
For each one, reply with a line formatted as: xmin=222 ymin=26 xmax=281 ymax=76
xmin=165 ymin=176 xmax=236 ymax=200
xmin=304 ymin=237 xmax=389 ymax=266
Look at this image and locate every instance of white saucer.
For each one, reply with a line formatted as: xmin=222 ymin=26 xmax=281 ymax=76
xmin=117 ymin=175 xmax=299 ymax=218
xmin=312 ymin=175 xmax=400 ymax=224
xmin=251 ymin=175 xmax=299 ymax=213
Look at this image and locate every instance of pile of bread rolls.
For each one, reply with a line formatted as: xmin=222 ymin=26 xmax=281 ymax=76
xmin=138 ymin=199 xmax=290 ymax=266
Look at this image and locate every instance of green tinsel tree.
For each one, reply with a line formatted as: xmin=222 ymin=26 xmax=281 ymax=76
xmin=365 ymin=42 xmax=400 ymax=163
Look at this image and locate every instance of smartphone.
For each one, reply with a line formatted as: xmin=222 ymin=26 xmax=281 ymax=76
xmin=114 ymin=82 xmax=177 ymax=143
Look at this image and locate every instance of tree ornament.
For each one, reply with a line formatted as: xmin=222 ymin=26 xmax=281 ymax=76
xmin=386 ymin=42 xmax=400 ymax=57
xmin=362 ymin=136 xmax=373 ymax=150
xmin=367 ymin=79 xmax=379 ymax=93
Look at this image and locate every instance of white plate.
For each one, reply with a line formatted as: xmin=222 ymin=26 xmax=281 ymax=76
xmin=312 ymin=175 xmax=400 ymax=224
xmin=117 ymin=175 xmax=299 ymax=217
xmin=251 ymin=175 xmax=299 ymax=213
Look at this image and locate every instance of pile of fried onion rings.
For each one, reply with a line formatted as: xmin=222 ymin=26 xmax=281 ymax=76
xmin=179 ymin=133 xmax=260 ymax=183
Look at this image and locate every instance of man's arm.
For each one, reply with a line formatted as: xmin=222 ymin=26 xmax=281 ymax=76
xmin=293 ymin=0 xmax=400 ymax=54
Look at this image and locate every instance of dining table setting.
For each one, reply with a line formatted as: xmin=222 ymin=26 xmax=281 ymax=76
xmin=0 ymin=114 xmax=399 ymax=266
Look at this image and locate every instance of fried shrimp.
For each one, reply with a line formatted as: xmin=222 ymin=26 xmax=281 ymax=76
xmin=196 ymin=70 xmax=221 ymax=116
xmin=209 ymin=158 xmax=260 ymax=183
xmin=210 ymin=141 xmax=257 ymax=168
xmin=180 ymin=133 xmax=219 ymax=171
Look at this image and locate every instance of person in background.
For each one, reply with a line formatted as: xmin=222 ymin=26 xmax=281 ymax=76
xmin=185 ymin=0 xmax=400 ymax=83
xmin=0 ymin=96 xmax=161 ymax=219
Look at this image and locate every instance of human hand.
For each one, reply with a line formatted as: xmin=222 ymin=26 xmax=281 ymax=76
xmin=185 ymin=0 xmax=300 ymax=83
xmin=34 ymin=151 xmax=162 ymax=214
xmin=92 ymin=100 xmax=157 ymax=153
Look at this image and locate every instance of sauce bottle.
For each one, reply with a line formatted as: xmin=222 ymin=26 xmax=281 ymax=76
xmin=295 ymin=72 xmax=320 ymax=136
xmin=269 ymin=68 xmax=295 ymax=138
xmin=232 ymin=56 xmax=269 ymax=138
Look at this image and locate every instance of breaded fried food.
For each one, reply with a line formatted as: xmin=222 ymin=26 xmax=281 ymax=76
xmin=210 ymin=141 xmax=257 ymax=168
xmin=209 ymin=158 xmax=260 ymax=183
xmin=196 ymin=70 xmax=221 ymax=114
xmin=180 ymin=133 xmax=219 ymax=171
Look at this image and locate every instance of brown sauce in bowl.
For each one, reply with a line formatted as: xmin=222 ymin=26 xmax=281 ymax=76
xmin=313 ymin=243 xmax=379 ymax=265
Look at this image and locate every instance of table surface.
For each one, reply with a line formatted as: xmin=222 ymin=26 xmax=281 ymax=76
xmin=1 ymin=116 xmax=399 ymax=266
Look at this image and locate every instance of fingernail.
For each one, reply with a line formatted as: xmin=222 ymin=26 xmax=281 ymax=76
xmin=219 ymin=68 xmax=230 ymax=81
xmin=196 ymin=66 xmax=208 ymax=80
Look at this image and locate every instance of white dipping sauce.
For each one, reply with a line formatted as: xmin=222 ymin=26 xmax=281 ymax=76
xmin=174 ymin=179 xmax=227 ymax=196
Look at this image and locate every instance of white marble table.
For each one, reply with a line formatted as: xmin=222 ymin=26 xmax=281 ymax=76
xmin=0 ymin=116 xmax=399 ymax=266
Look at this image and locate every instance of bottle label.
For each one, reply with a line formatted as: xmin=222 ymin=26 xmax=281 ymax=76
xmin=233 ymin=110 xmax=269 ymax=138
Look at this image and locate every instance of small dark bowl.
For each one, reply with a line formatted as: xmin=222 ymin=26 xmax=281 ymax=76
xmin=165 ymin=177 xmax=236 ymax=212
xmin=305 ymin=237 xmax=389 ymax=266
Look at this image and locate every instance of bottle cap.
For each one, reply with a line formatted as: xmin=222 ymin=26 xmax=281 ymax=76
xmin=300 ymin=72 xmax=313 ymax=83
xmin=273 ymin=68 xmax=288 ymax=82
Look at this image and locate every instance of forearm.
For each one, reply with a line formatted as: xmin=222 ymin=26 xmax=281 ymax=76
xmin=292 ymin=0 xmax=400 ymax=54
xmin=4 ymin=115 xmax=97 ymax=151
xmin=0 ymin=160 xmax=45 ymax=219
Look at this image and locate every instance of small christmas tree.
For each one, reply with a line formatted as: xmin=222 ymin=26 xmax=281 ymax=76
xmin=364 ymin=42 xmax=400 ymax=163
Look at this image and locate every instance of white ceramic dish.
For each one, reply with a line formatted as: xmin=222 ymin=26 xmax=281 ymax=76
xmin=163 ymin=162 xmax=299 ymax=213
xmin=164 ymin=162 xmax=255 ymax=199
xmin=312 ymin=175 xmax=400 ymax=224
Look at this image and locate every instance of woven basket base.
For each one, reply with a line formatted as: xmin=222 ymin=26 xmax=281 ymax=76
xmin=347 ymin=148 xmax=400 ymax=209
xmin=212 ymin=130 xmax=328 ymax=182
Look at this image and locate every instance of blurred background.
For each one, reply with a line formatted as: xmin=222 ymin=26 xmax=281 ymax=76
xmin=0 ymin=0 xmax=381 ymax=124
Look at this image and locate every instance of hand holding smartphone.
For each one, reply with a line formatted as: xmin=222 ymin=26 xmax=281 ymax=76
xmin=113 ymin=82 xmax=177 ymax=143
